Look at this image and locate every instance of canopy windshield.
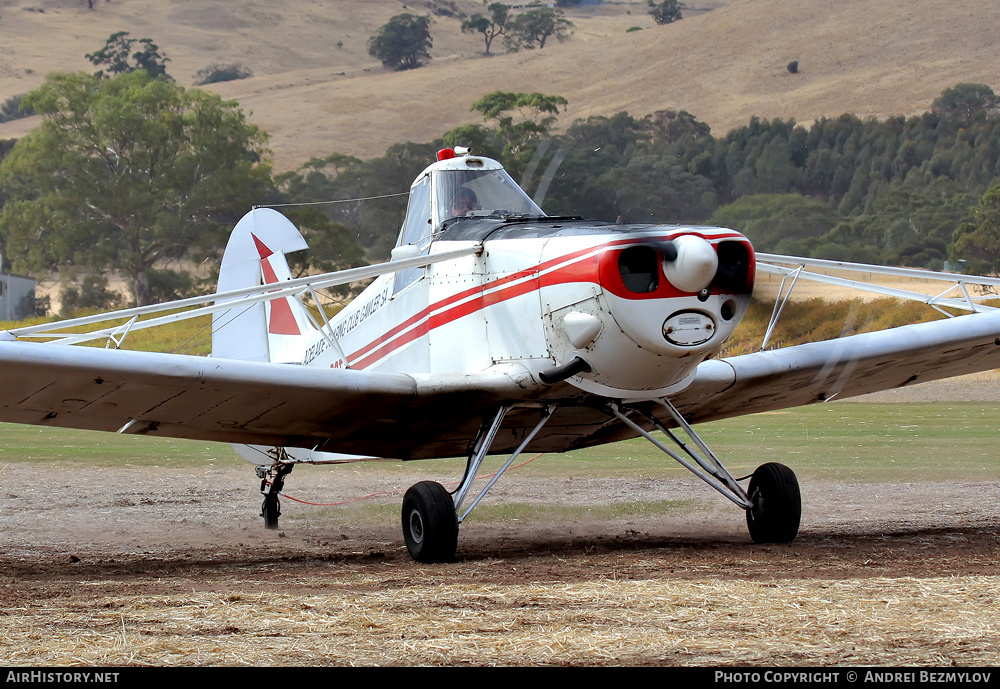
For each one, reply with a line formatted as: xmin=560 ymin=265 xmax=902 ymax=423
xmin=434 ymin=168 xmax=544 ymax=227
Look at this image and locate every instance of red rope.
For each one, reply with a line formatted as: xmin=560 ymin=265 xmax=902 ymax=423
xmin=271 ymin=453 xmax=544 ymax=506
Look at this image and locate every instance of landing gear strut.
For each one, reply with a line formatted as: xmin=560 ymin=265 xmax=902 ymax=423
xmin=399 ymin=404 xmax=554 ymax=563
xmin=612 ymin=399 xmax=801 ymax=544
xmin=257 ymin=458 xmax=294 ymax=530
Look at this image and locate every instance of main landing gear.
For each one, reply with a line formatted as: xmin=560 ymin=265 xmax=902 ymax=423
xmin=610 ymin=399 xmax=801 ymax=544
xmin=401 ymin=481 xmax=459 ymax=563
xmin=400 ymin=404 xmax=555 ymax=563
xmin=745 ymin=462 xmax=802 ymax=544
xmin=396 ymin=400 xmax=801 ymax=563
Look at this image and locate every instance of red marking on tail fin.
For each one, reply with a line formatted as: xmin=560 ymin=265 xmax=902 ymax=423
xmin=260 ymin=255 xmax=280 ymax=285
xmin=252 ymin=233 xmax=300 ymax=335
xmin=268 ymin=298 xmax=301 ymax=335
xmin=251 ymin=233 xmax=274 ymax=260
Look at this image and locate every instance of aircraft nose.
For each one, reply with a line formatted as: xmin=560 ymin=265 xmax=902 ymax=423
xmin=604 ymin=233 xmax=751 ymax=367
xmin=539 ymin=232 xmax=754 ymax=398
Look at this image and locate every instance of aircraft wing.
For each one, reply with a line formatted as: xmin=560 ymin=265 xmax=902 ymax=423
xmin=2 ymin=310 xmax=999 ymax=462
xmin=0 ymin=339 xmax=530 ymax=459
xmin=670 ymin=309 xmax=1000 ymax=423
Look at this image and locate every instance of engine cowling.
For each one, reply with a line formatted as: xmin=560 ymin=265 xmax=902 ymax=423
xmin=541 ymin=230 xmax=755 ymax=399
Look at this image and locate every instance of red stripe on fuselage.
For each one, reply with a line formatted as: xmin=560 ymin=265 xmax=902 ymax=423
xmin=348 ymin=269 xmax=543 ymax=370
xmin=346 ymin=231 xmax=744 ymax=369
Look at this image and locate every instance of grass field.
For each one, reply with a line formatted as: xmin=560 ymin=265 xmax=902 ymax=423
xmin=4 ymin=401 xmax=996 ymax=481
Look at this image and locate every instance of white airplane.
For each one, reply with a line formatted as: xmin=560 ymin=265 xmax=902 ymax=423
xmin=3 ymin=147 xmax=1000 ymax=562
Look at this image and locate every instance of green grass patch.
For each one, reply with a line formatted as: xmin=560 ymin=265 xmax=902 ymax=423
xmin=695 ymin=402 xmax=1000 ymax=481
xmin=3 ymin=402 xmax=996 ymax=482
xmin=0 ymin=423 xmax=234 ymax=467
xmin=463 ymin=499 xmax=697 ymax=523
xmin=446 ymin=401 xmax=998 ymax=483
xmin=304 ymin=501 xmax=401 ymax=526
xmin=1 ymin=311 xmax=214 ymax=355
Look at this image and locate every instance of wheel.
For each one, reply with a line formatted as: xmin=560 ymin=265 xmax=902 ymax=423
xmin=401 ymin=481 xmax=459 ymax=563
xmin=262 ymin=494 xmax=280 ymax=530
xmin=745 ymin=462 xmax=801 ymax=544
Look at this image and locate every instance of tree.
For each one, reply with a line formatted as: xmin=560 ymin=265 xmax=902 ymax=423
xmin=950 ymin=181 xmax=1000 ymax=272
xmin=441 ymin=123 xmax=504 ymax=160
xmin=461 ymin=3 xmax=510 ymax=56
xmin=368 ymin=14 xmax=433 ymax=71
xmin=710 ymin=194 xmax=841 ymax=254
xmin=86 ymin=31 xmax=171 ymax=80
xmin=0 ymin=71 xmax=272 ymax=306
xmin=504 ymin=4 xmax=573 ymax=51
xmin=471 ymin=91 xmax=568 ymax=170
xmin=648 ymin=0 xmax=683 ymax=25
xmin=932 ymin=83 xmax=999 ymax=123
xmin=280 ymin=208 xmax=367 ymax=294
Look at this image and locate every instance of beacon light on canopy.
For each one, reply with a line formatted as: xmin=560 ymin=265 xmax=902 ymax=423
xmin=436 ymin=146 xmax=470 ymax=162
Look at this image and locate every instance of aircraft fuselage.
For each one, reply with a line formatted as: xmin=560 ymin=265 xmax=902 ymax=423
xmin=316 ymin=219 xmax=755 ymax=401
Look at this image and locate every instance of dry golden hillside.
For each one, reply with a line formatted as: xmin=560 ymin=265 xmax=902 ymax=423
xmin=1 ymin=0 xmax=999 ymax=171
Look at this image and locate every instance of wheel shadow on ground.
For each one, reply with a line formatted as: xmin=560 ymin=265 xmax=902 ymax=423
xmin=4 ymin=524 xmax=996 ymax=584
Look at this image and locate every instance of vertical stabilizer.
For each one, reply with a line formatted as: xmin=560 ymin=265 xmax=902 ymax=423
xmin=212 ymin=208 xmax=313 ymax=362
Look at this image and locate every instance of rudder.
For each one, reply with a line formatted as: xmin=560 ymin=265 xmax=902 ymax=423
xmin=212 ymin=208 xmax=315 ymax=363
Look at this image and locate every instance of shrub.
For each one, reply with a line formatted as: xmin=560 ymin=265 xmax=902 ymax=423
xmin=648 ymin=0 xmax=682 ymax=25
xmin=194 ymin=62 xmax=254 ymax=85
xmin=34 ymin=294 xmax=50 ymax=318
xmin=0 ymin=94 xmax=34 ymax=123
xmin=59 ymin=275 xmax=124 ymax=315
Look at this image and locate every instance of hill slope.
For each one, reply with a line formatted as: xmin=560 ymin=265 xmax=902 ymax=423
xmin=0 ymin=0 xmax=998 ymax=170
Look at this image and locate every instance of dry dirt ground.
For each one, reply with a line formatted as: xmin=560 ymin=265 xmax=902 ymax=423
xmin=3 ymin=384 xmax=999 ymax=666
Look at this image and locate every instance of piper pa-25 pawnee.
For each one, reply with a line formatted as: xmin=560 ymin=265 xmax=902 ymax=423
xmin=4 ymin=147 xmax=1000 ymax=562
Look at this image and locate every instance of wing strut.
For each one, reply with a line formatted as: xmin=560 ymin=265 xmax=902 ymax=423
xmin=7 ymin=244 xmax=481 ymax=346
xmin=757 ymin=253 xmax=1000 ymax=316
xmin=761 ymin=266 xmax=803 ymax=351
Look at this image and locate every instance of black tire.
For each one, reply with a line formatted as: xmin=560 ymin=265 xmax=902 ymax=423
xmin=745 ymin=462 xmax=801 ymax=544
xmin=402 ymin=481 xmax=459 ymax=563
xmin=262 ymin=494 xmax=280 ymax=530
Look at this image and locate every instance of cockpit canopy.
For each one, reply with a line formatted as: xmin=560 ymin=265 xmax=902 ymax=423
xmin=395 ymin=152 xmax=544 ymax=252
xmin=434 ymin=167 xmax=544 ymax=226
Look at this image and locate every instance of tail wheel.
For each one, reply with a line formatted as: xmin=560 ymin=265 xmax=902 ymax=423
xmin=262 ymin=494 xmax=280 ymax=529
xmin=746 ymin=462 xmax=801 ymax=544
xmin=402 ymin=481 xmax=459 ymax=563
